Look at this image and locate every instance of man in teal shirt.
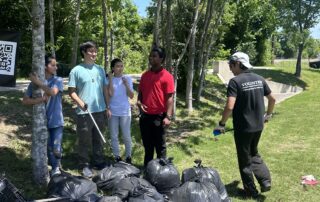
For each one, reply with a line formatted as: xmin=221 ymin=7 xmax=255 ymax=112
xmin=68 ymin=41 xmax=111 ymax=178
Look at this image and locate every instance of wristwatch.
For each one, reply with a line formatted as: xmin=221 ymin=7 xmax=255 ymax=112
xmin=166 ymin=114 xmax=173 ymax=121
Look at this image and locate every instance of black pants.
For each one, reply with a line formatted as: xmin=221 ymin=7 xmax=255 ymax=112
xmin=139 ymin=113 xmax=166 ymax=167
xmin=234 ymin=130 xmax=271 ymax=190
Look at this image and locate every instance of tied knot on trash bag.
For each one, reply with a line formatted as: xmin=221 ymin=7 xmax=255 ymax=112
xmin=301 ymin=175 xmax=318 ymax=186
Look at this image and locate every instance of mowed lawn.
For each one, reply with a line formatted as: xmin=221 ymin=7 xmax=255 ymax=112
xmin=0 ymin=61 xmax=319 ymax=201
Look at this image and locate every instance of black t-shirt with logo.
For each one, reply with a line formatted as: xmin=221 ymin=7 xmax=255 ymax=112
xmin=227 ymin=70 xmax=271 ymax=133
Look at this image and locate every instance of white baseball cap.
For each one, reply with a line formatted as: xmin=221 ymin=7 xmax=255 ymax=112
xmin=229 ymin=52 xmax=253 ymax=68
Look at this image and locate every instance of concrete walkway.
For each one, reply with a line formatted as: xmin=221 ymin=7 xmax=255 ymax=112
xmin=212 ymin=61 xmax=303 ymax=104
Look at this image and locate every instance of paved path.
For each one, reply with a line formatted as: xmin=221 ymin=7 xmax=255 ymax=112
xmin=0 ymin=74 xmax=142 ymax=92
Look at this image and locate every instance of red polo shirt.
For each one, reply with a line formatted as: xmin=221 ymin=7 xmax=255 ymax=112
xmin=139 ymin=68 xmax=175 ymax=114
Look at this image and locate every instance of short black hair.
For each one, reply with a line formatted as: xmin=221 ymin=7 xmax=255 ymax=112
xmin=111 ymin=58 xmax=122 ymax=68
xmin=79 ymin=41 xmax=97 ymax=58
xmin=151 ymin=47 xmax=166 ymax=61
xmin=45 ymin=55 xmax=56 ymax=67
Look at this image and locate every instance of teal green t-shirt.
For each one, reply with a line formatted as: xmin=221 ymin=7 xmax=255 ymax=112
xmin=68 ymin=63 xmax=108 ymax=114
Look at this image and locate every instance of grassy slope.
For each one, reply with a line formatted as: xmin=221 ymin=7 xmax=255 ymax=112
xmin=0 ymin=61 xmax=319 ymax=201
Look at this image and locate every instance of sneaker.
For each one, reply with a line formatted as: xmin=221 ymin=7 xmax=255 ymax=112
xmin=82 ymin=166 xmax=93 ymax=178
xmin=125 ymin=157 xmax=132 ymax=164
xmin=50 ymin=167 xmax=61 ymax=176
xmin=261 ymin=181 xmax=271 ymax=192
xmin=115 ymin=156 xmax=122 ymax=162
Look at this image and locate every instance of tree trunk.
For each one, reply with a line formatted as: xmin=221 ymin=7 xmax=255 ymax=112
xmin=295 ymin=42 xmax=303 ymax=77
xmin=186 ymin=26 xmax=196 ymax=112
xmin=196 ymin=2 xmax=225 ymax=100
xmin=110 ymin=7 xmax=114 ymax=61
xmin=49 ymin=0 xmax=55 ymax=57
xmin=102 ymin=0 xmax=108 ymax=72
xmin=31 ymin=0 xmax=49 ymax=186
xmin=153 ymin=0 xmax=162 ymax=47
xmin=172 ymin=0 xmax=201 ymax=117
xmin=165 ymin=0 xmax=173 ymax=73
xmin=70 ymin=0 xmax=81 ymax=68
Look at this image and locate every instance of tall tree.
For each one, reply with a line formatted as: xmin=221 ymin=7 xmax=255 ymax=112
xmin=31 ymin=0 xmax=49 ymax=185
xmin=276 ymin=0 xmax=320 ymax=77
xmin=165 ymin=0 xmax=173 ymax=72
xmin=49 ymin=0 xmax=55 ymax=57
xmin=186 ymin=0 xmax=200 ymax=112
xmin=70 ymin=0 xmax=81 ymax=68
xmin=153 ymin=0 xmax=162 ymax=47
xmin=102 ymin=0 xmax=108 ymax=71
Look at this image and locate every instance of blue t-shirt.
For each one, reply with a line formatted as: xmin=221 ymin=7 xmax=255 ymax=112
xmin=68 ymin=63 xmax=108 ymax=114
xmin=25 ymin=76 xmax=64 ymax=128
xmin=109 ymin=75 xmax=133 ymax=116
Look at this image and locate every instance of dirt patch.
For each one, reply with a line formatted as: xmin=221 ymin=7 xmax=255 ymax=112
xmin=0 ymin=117 xmax=19 ymax=147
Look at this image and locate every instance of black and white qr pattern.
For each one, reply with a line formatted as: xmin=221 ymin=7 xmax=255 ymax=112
xmin=0 ymin=40 xmax=16 ymax=76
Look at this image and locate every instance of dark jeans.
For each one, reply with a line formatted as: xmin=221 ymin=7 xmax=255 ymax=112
xmin=47 ymin=126 xmax=63 ymax=169
xmin=139 ymin=113 xmax=166 ymax=167
xmin=76 ymin=111 xmax=106 ymax=168
xmin=234 ymin=130 xmax=271 ymax=189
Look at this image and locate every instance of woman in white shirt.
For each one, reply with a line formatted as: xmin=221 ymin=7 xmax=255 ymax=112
xmin=108 ymin=58 xmax=134 ymax=163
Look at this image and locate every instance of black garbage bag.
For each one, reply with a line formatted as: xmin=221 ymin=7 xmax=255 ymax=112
xmin=112 ymin=176 xmax=164 ymax=202
xmin=47 ymin=171 xmax=98 ymax=201
xmin=96 ymin=195 xmax=122 ymax=202
xmin=113 ymin=162 xmax=141 ymax=177
xmin=170 ymin=181 xmax=221 ymax=202
xmin=144 ymin=158 xmax=180 ymax=194
xmin=93 ymin=164 xmax=140 ymax=192
xmin=181 ymin=159 xmax=230 ymax=202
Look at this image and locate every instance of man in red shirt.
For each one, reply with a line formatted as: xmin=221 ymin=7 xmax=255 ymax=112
xmin=137 ymin=47 xmax=175 ymax=167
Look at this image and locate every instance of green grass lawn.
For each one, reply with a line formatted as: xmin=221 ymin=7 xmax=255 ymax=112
xmin=0 ymin=61 xmax=319 ymax=201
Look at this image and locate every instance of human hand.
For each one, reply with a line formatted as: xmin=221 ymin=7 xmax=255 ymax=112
xmin=137 ymin=101 xmax=148 ymax=113
xmin=162 ymin=117 xmax=171 ymax=127
xmin=214 ymin=122 xmax=225 ymax=134
xmin=106 ymin=108 xmax=112 ymax=119
xmin=80 ymin=103 xmax=88 ymax=111
xmin=264 ymin=113 xmax=272 ymax=123
xmin=122 ymin=77 xmax=128 ymax=86
xmin=108 ymin=70 xmax=113 ymax=78
xmin=29 ymin=72 xmax=41 ymax=86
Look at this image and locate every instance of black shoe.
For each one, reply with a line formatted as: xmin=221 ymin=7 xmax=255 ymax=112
xmin=115 ymin=156 xmax=122 ymax=162
xmin=125 ymin=157 xmax=132 ymax=164
xmin=261 ymin=181 xmax=271 ymax=192
xmin=82 ymin=166 xmax=93 ymax=178
xmin=244 ymin=183 xmax=259 ymax=198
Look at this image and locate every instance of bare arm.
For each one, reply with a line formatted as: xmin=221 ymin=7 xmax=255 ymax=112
xmin=108 ymin=72 xmax=114 ymax=97
xmin=29 ymin=73 xmax=59 ymax=96
xmin=166 ymin=93 xmax=174 ymax=116
xmin=68 ymin=87 xmax=86 ymax=111
xmin=123 ymin=77 xmax=134 ymax=99
xmin=266 ymin=93 xmax=276 ymax=115
xmin=22 ymin=95 xmax=46 ymax=105
xmin=219 ymin=96 xmax=236 ymax=124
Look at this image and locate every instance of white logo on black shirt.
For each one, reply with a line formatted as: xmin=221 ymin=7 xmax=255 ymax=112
xmin=241 ymin=80 xmax=263 ymax=91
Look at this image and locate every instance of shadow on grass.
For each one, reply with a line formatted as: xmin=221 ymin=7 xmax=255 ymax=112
xmin=0 ymin=147 xmax=46 ymax=200
xmin=251 ymin=69 xmax=307 ymax=89
xmin=225 ymin=180 xmax=267 ymax=201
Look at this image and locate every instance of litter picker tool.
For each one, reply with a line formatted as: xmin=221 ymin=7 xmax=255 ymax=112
xmin=84 ymin=104 xmax=106 ymax=144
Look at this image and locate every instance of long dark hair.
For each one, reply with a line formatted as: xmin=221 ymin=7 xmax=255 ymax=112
xmin=45 ymin=55 xmax=56 ymax=67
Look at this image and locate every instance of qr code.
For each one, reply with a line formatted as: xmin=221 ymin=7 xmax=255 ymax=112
xmin=0 ymin=40 xmax=16 ymax=76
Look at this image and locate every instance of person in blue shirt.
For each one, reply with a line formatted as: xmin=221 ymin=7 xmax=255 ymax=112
xmin=68 ymin=41 xmax=111 ymax=178
xmin=108 ymin=58 xmax=134 ymax=164
xmin=22 ymin=55 xmax=64 ymax=177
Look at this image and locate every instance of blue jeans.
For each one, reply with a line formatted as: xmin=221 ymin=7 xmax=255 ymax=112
xmin=109 ymin=115 xmax=132 ymax=158
xmin=47 ymin=126 xmax=63 ymax=169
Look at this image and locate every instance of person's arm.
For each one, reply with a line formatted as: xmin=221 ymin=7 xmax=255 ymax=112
xmin=162 ymin=93 xmax=174 ymax=127
xmin=219 ymin=96 xmax=236 ymax=125
xmin=122 ymin=77 xmax=134 ymax=99
xmin=103 ymin=84 xmax=112 ymax=118
xmin=29 ymin=73 xmax=59 ymax=96
xmin=266 ymin=93 xmax=275 ymax=115
xmin=68 ymin=87 xmax=86 ymax=111
xmin=108 ymin=71 xmax=114 ymax=97
xmin=22 ymin=95 xmax=46 ymax=105
xmin=137 ymin=91 xmax=147 ymax=113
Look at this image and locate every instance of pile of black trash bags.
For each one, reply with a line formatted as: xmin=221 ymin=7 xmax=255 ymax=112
xmin=47 ymin=159 xmax=230 ymax=202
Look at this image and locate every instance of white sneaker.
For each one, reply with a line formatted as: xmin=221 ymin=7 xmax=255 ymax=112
xmin=51 ymin=167 xmax=61 ymax=176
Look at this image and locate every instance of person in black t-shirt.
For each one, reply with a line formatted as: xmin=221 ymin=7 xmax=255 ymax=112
xmin=214 ymin=52 xmax=276 ymax=198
